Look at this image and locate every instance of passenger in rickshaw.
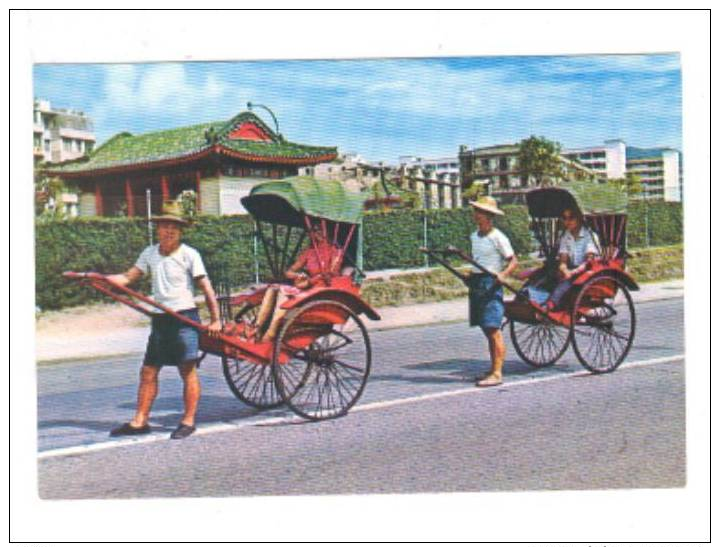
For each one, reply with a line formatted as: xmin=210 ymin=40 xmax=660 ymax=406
xmin=254 ymin=221 xmax=344 ymax=342
xmin=545 ymin=206 xmax=600 ymax=310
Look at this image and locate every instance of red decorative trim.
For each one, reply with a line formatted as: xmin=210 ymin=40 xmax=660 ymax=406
xmin=228 ymin=122 xmax=272 ymax=142
xmin=217 ymin=146 xmax=337 ymax=166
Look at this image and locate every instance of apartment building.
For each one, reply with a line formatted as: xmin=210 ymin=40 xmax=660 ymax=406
xmin=459 ymin=139 xmax=683 ymax=203
xmin=563 ymin=139 xmax=627 ymax=181
xmin=397 ymin=156 xmax=460 ymax=184
xmin=626 ymin=146 xmax=682 ymax=202
xmin=458 ymin=143 xmax=594 ymax=204
xmin=564 ymin=140 xmax=682 ymax=202
xmin=34 ymin=99 xmax=96 ymax=166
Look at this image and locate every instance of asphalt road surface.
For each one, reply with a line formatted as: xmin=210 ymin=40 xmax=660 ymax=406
xmin=37 ymin=297 xmax=685 ymax=498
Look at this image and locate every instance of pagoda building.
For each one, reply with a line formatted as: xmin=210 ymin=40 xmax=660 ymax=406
xmin=42 ymin=111 xmax=338 ymax=217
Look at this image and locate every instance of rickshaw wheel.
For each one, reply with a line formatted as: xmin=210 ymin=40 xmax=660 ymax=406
xmin=222 ymin=357 xmax=285 ymax=410
xmin=272 ymin=300 xmax=371 ymax=421
xmin=509 ymin=319 xmax=570 ymax=368
xmin=221 ymin=303 xmax=284 ymax=409
xmin=570 ymin=274 xmax=636 ymax=374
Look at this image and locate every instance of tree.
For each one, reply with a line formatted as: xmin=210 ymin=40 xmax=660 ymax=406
xmin=34 ymin=172 xmax=68 ymax=218
xmin=517 ymin=135 xmax=564 ymax=187
xmin=607 ymin=173 xmax=643 ymax=198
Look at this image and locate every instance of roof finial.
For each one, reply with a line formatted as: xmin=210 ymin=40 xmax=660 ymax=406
xmin=247 ymin=101 xmax=282 ymax=140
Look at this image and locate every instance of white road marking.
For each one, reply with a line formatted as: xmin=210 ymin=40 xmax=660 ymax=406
xmin=38 ymin=353 xmax=684 ymax=460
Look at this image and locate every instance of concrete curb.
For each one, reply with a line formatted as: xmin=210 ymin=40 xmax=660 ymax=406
xmin=36 ymin=279 xmax=684 ymax=364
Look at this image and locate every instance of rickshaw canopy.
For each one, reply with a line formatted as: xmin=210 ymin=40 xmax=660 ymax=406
xmin=526 ymin=181 xmax=628 ymax=218
xmin=241 ymin=176 xmax=366 ymax=227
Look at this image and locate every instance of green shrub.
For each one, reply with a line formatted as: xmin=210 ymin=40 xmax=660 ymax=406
xmin=363 ymin=205 xmax=533 ymax=271
xmin=36 ymin=201 xmax=683 ymax=310
xmin=627 ymin=201 xmax=683 ymax=248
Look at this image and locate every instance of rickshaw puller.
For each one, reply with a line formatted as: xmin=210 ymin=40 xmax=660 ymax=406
xmin=467 ymin=197 xmax=518 ymax=388
xmin=106 ymin=201 xmax=222 ymax=440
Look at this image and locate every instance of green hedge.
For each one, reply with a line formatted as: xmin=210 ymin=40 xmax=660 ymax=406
xmin=35 ymin=216 xmax=258 ymax=310
xmin=362 ymin=205 xmax=533 ymax=271
xmin=627 ymin=201 xmax=684 ymax=248
xmin=36 ymin=201 xmax=683 ymax=310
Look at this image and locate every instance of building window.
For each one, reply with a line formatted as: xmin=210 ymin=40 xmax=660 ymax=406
xmin=44 ymin=139 xmax=50 ymax=152
xmin=63 ymin=138 xmax=72 ymax=152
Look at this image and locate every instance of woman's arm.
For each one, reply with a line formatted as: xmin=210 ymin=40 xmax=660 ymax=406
xmin=557 ymin=254 xmax=573 ymax=279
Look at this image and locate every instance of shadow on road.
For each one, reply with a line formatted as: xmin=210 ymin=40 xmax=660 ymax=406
xmin=369 ymin=358 xmax=572 ymax=385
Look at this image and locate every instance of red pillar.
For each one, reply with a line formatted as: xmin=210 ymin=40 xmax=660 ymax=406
xmin=125 ymin=179 xmax=135 ymax=217
xmin=195 ymin=170 xmax=202 ymax=213
xmin=94 ymin=182 xmax=104 ymax=216
xmin=161 ymin=175 xmax=169 ymax=202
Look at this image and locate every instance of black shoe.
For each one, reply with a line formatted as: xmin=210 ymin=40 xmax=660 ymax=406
xmin=170 ymin=423 xmax=196 ymax=440
xmin=110 ymin=422 xmax=151 ymax=437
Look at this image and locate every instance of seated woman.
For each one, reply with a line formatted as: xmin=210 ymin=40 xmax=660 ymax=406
xmin=546 ymin=206 xmax=600 ymax=309
xmin=254 ymin=222 xmax=343 ymax=342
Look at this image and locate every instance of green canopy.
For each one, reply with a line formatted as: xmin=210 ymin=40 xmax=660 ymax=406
xmin=526 ymin=180 xmax=628 ymax=218
xmin=241 ymin=176 xmax=366 ymax=226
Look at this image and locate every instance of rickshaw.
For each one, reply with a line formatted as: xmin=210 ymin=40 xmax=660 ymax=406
xmin=421 ymin=181 xmax=638 ymax=374
xmin=64 ymin=176 xmax=380 ymax=421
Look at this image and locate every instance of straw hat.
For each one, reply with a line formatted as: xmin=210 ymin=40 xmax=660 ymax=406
xmin=151 ymin=200 xmax=190 ymax=225
xmin=469 ymin=195 xmax=504 ymax=216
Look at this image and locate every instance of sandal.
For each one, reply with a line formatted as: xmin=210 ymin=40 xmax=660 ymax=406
xmin=109 ymin=422 xmax=151 ymax=437
xmin=476 ymin=375 xmax=503 ymax=388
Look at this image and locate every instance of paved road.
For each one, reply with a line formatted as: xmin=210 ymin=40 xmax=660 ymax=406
xmin=37 ymin=298 xmax=685 ymax=498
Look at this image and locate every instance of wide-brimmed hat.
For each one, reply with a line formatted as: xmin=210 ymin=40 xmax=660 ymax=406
xmin=151 ymin=201 xmax=190 ymax=225
xmin=469 ymin=196 xmax=504 ymax=216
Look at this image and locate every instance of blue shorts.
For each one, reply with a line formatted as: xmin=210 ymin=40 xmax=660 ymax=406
xmin=143 ymin=309 xmax=200 ymax=368
xmin=468 ymin=274 xmax=505 ymax=329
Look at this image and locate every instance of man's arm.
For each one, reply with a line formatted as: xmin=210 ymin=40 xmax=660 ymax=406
xmin=195 ymin=275 xmax=222 ymax=336
xmin=497 ymin=254 xmax=518 ymax=284
xmin=106 ymin=266 xmax=144 ymax=287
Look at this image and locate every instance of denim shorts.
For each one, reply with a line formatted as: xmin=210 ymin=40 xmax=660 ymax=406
xmin=468 ymin=273 xmax=505 ymax=329
xmin=143 ymin=309 xmax=200 ymax=368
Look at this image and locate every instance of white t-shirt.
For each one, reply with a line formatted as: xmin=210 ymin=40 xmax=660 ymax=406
xmin=558 ymin=226 xmax=600 ymax=268
xmin=135 ymin=243 xmax=207 ymax=311
xmin=470 ymin=228 xmax=515 ymax=274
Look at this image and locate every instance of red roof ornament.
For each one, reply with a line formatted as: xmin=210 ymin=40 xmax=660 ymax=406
xmin=228 ymin=122 xmax=272 ymax=142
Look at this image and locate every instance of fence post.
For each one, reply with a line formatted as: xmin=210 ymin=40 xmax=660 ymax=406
xmin=423 ymin=209 xmax=429 ymax=268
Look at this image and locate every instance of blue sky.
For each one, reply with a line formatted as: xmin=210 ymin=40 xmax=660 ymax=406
xmin=33 ymin=54 xmax=682 ymax=163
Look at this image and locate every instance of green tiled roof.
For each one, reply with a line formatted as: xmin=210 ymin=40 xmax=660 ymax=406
xmin=44 ymin=111 xmax=337 ymax=175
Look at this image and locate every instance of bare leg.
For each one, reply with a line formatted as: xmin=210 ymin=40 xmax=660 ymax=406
xmin=263 ymin=291 xmax=289 ymax=341
xmin=131 ymin=365 xmax=160 ymax=427
xmin=178 ymin=362 xmax=200 ymax=427
xmin=478 ymin=328 xmax=505 ymax=386
xmin=254 ymin=287 xmax=278 ymax=333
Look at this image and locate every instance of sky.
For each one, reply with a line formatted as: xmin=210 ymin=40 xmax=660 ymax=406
xmin=33 ymin=54 xmax=682 ymax=163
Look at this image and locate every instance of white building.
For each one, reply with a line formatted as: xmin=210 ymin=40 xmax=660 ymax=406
xmin=626 ymin=147 xmax=683 ymax=202
xmin=33 ymin=99 xmax=96 ymax=165
xmin=564 ymin=140 xmax=683 ymax=201
xmin=563 ymin=139 xmax=627 ymax=180
xmin=398 ymin=156 xmax=460 ymax=183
